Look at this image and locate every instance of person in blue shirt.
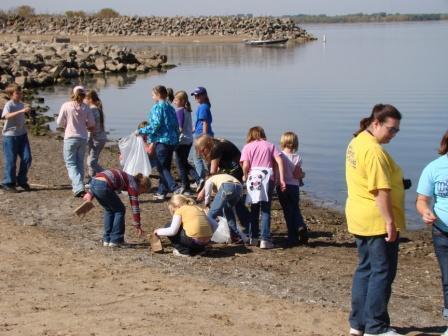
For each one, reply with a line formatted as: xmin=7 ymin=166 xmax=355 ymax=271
xmin=191 ymin=86 xmax=213 ymax=189
xmin=416 ymin=130 xmax=448 ymax=336
xmin=139 ymin=85 xmax=180 ymax=200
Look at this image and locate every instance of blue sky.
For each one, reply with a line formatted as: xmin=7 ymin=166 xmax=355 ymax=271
xmin=1 ymin=0 xmax=448 ymax=16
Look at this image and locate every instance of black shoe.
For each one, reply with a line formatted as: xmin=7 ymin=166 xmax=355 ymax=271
xmin=298 ymin=228 xmax=309 ymax=245
xmin=2 ymin=184 xmax=18 ymax=193
xmin=18 ymin=183 xmax=31 ymax=191
xmin=74 ymin=190 xmax=86 ymax=198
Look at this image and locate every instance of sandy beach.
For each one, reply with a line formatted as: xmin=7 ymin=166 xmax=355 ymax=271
xmin=0 ymin=135 xmax=445 ymax=336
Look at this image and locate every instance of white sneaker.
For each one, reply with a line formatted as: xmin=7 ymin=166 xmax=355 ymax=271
xmin=153 ymin=193 xmax=166 ymax=200
xmin=365 ymin=328 xmax=403 ymax=336
xmin=248 ymin=238 xmax=259 ymax=246
xmin=102 ymin=241 xmax=109 ymax=247
xmin=260 ymin=240 xmax=274 ymax=249
xmin=350 ymin=328 xmax=363 ymax=336
xmin=173 ymin=248 xmax=190 ymax=257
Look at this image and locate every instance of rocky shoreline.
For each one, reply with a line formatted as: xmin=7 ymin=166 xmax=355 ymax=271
xmin=0 ymin=15 xmax=316 ymax=42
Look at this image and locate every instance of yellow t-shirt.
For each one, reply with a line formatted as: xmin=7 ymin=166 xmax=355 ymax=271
xmin=174 ymin=205 xmax=213 ymax=239
xmin=345 ymin=131 xmax=405 ymax=236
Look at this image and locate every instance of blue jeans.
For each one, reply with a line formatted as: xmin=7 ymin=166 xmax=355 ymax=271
xmin=63 ymin=137 xmax=87 ymax=194
xmin=249 ymin=182 xmax=274 ymax=241
xmin=208 ymin=183 xmax=244 ymax=238
xmin=277 ymin=184 xmax=306 ymax=244
xmin=90 ymin=178 xmax=125 ymax=244
xmin=154 ymin=143 xmax=177 ymax=195
xmin=235 ymin=196 xmax=251 ymax=234
xmin=87 ymin=137 xmax=106 ymax=178
xmin=433 ymin=226 xmax=448 ymax=320
xmin=192 ymin=144 xmax=208 ymax=179
xmin=174 ymin=144 xmax=200 ymax=189
xmin=349 ymin=235 xmax=399 ymax=334
xmin=2 ymin=134 xmax=32 ymax=186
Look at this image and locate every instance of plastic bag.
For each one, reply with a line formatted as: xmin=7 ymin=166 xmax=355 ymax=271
xmin=118 ymin=134 xmax=152 ymax=176
xmin=211 ymin=216 xmax=231 ymax=244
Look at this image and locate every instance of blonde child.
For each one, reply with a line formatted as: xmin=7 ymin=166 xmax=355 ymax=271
xmin=277 ymin=131 xmax=308 ymax=246
xmin=154 ymin=194 xmax=217 ymax=257
xmin=173 ymin=91 xmax=201 ymax=195
xmin=240 ymin=126 xmax=286 ymax=249
xmin=85 ymin=90 xmax=107 ymax=180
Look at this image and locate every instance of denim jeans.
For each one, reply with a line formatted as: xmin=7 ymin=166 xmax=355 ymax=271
xmin=174 ymin=144 xmax=200 ymax=189
xmin=154 ymin=143 xmax=177 ymax=195
xmin=87 ymin=137 xmax=106 ymax=178
xmin=2 ymin=134 xmax=32 ymax=186
xmin=63 ymin=137 xmax=87 ymax=194
xmin=235 ymin=196 xmax=251 ymax=234
xmin=433 ymin=226 xmax=448 ymax=320
xmin=249 ymin=181 xmax=274 ymax=241
xmin=208 ymin=183 xmax=244 ymax=238
xmin=90 ymin=178 xmax=125 ymax=244
xmin=164 ymin=223 xmax=205 ymax=255
xmin=349 ymin=235 xmax=399 ymax=334
xmin=277 ymin=184 xmax=306 ymax=244
xmin=192 ymin=145 xmax=208 ymax=179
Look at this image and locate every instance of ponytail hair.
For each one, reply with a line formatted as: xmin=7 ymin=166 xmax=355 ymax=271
xmin=168 ymin=194 xmax=195 ymax=214
xmin=174 ymin=90 xmax=192 ymax=112
xmin=86 ymin=90 xmax=104 ymax=130
xmin=153 ymin=85 xmax=168 ymax=100
xmin=353 ymin=104 xmax=402 ymax=137
xmin=438 ymin=130 xmax=448 ymax=155
xmin=133 ymin=173 xmax=151 ymax=193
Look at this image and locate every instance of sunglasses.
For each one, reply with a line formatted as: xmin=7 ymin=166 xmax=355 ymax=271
xmin=383 ymin=124 xmax=400 ymax=134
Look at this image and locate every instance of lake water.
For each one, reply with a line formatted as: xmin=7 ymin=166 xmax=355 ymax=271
xmin=40 ymin=21 xmax=448 ymax=226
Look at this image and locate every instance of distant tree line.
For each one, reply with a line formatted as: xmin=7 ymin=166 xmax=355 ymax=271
xmin=0 ymin=5 xmax=120 ymax=18
xmin=285 ymin=13 xmax=448 ymax=24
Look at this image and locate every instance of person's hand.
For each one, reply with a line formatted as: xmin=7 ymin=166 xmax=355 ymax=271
xmin=145 ymin=143 xmax=155 ymax=157
xmin=422 ymin=209 xmax=437 ymax=225
xmin=385 ymin=222 xmax=397 ymax=243
xmin=279 ymin=179 xmax=286 ymax=192
xmin=135 ymin=226 xmax=145 ymax=238
xmin=83 ymin=192 xmax=93 ymax=202
xmin=196 ymin=189 xmax=205 ymax=202
xmin=153 ymin=229 xmax=159 ymax=236
xmin=22 ymin=106 xmax=31 ymax=114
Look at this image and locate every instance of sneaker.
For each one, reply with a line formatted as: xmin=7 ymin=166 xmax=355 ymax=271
xmin=2 ymin=184 xmax=18 ymax=193
xmin=365 ymin=328 xmax=403 ymax=336
xmin=182 ymin=189 xmax=194 ymax=196
xmin=248 ymin=238 xmax=259 ymax=246
xmin=173 ymin=248 xmax=190 ymax=257
xmin=196 ymin=178 xmax=205 ymax=193
xmin=173 ymin=186 xmax=184 ymax=194
xmin=108 ymin=241 xmax=127 ymax=248
xmin=18 ymin=183 xmax=31 ymax=191
xmin=350 ymin=328 xmax=363 ymax=336
xmin=260 ymin=240 xmax=275 ymax=249
xmin=103 ymin=241 xmax=110 ymax=247
xmin=74 ymin=190 xmax=86 ymax=198
xmin=153 ymin=193 xmax=166 ymax=200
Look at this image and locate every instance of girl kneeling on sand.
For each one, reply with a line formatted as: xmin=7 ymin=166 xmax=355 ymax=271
xmin=85 ymin=169 xmax=150 ymax=247
xmin=154 ymin=194 xmax=217 ymax=257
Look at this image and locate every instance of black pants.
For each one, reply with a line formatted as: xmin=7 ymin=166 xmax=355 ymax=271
xmin=166 ymin=224 xmax=205 ymax=255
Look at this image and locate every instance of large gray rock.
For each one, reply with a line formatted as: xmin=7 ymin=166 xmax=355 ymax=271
xmin=95 ymin=57 xmax=106 ymax=71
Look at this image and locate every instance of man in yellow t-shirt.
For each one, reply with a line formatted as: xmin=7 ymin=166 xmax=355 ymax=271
xmin=345 ymin=104 xmax=405 ymax=336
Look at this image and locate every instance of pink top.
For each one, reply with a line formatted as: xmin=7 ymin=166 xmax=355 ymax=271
xmin=240 ymin=140 xmax=281 ymax=168
xmin=281 ymin=151 xmax=302 ymax=186
xmin=57 ymin=101 xmax=95 ymax=140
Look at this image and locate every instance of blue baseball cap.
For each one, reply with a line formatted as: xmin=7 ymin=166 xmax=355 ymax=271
xmin=190 ymin=86 xmax=207 ymax=96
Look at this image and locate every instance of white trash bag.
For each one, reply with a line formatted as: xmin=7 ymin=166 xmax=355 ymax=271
xmin=118 ymin=134 xmax=152 ymax=176
xmin=211 ymin=216 xmax=231 ymax=244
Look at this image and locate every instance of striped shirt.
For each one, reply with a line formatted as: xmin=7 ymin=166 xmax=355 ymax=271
xmin=96 ymin=169 xmax=141 ymax=226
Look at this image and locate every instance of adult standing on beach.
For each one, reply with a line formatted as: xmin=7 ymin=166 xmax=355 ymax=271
xmin=57 ymin=86 xmax=95 ymax=197
xmin=345 ymin=104 xmax=405 ymax=336
xmin=139 ymin=85 xmax=179 ymax=200
xmin=416 ymin=130 xmax=448 ymax=336
xmin=191 ymin=86 xmax=214 ymax=181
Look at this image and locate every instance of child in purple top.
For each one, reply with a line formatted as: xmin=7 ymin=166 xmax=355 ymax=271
xmin=277 ymin=131 xmax=308 ymax=246
xmin=240 ymin=126 xmax=286 ymax=249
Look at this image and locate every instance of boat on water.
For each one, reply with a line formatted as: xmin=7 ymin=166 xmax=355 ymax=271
xmin=245 ymin=38 xmax=289 ymax=46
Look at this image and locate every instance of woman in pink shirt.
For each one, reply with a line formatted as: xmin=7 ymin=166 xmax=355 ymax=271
xmin=240 ymin=126 xmax=285 ymax=249
xmin=57 ymin=86 xmax=95 ymax=197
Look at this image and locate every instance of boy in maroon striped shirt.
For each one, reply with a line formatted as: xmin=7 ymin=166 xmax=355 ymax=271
xmin=85 ymin=169 xmax=151 ymax=247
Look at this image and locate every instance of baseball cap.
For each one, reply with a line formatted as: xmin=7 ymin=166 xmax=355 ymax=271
xmin=190 ymin=86 xmax=207 ymax=96
xmin=73 ymin=85 xmax=86 ymax=95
